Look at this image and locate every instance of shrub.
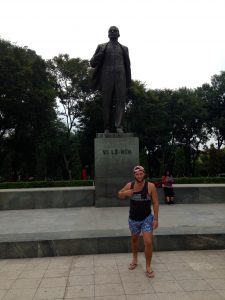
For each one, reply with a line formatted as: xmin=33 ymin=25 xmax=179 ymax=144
xmin=0 ymin=180 xmax=94 ymax=189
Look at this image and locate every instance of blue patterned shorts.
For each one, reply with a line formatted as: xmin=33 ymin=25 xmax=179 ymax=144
xmin=128 ymin=214 xmax=154 ymax=235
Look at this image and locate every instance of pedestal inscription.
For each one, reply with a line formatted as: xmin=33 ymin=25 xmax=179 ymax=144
xmin=95 ymin=134 xmax=139 ymax=207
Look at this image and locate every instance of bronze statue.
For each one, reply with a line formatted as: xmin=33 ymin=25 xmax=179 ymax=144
xmin=90 ymin=26 xmax=131 ymax=133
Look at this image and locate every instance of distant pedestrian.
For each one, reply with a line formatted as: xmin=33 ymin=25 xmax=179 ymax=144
xmin=162 ymin=170 xmax=175 ymax=204
xmin=118 ymin=165 xmax=159 ymax=278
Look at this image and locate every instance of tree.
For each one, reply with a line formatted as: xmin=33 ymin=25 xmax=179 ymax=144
xmin=198 ymin=71 xmax=225 ymax=149
xmin=166 ymin=88 xmax=208 ymax=176
xmin=47 ymin=54 xmax=92 ymax=179
xmin=0 ymin=38 xmax=57 ymax=180
xmin=125 ymin=81 xmax=170 ymax=177
xmin=173 ymin=147 xmax=186 ymax=177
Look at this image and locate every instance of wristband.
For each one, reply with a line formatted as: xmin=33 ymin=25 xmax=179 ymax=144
xmin=154 ymin=218 xmax=158 ymax=221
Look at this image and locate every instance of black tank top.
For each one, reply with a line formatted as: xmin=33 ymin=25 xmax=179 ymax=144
xmin=129 ymin=181 xmax=152 ymax=221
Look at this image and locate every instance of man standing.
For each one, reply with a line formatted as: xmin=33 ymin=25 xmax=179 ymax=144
xmin=90 ymin=26 xmax=131 ymax=133
xmin=118 ymin=166 xmax=159 ymax=277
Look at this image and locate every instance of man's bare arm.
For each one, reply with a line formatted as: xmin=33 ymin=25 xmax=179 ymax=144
xmin=118 ymin=182 xmax=133 ymax=199
xmin=149 ymin=182 xmax=159 ymax=229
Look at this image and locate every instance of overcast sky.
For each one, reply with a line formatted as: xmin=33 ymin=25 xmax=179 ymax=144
xmin=1 ymin=0 xmax=225 ymax=90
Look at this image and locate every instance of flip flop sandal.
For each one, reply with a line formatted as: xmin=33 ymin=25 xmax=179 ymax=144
xmin=146 ymin=270 xmax=155 ymax=278
xmin=128 ymin=263 xmax=137 ymax=270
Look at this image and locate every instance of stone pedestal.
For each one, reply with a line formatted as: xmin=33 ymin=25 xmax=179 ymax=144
xmin=94 ymin=133 xmax=139 ymax=207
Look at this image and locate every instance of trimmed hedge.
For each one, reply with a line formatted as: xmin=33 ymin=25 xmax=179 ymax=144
xmin=150 ymin=177 xmax=225 ymax=186
xmin=0 ymin=180 xmax=94 ymax=189
xmin=1 ymin=177 xmax=225 ymax=189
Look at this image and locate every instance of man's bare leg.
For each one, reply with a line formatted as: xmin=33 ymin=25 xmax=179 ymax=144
xmin=143 ymin=232 xmax=154 ymax=276
xmin=129 ymin=234 xmax=139 ymax=269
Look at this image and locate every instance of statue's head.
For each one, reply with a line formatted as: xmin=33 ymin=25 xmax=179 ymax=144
xmin=108 ymin=26 xmax=120 ymax=40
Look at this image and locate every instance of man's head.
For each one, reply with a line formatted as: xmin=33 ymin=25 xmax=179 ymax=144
xmin=108 ymin=26 xmax=120 ymax=41
xmin=133 ymin=165 xmax=145 ymax=183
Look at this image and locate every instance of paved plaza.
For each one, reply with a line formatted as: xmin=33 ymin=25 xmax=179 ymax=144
xmin=0 ymin=203 xmax=224 ymax=298
xmin=0 ymin=250 xmax=225 ymax=299
xmin=0 ymin=204 xmax=225 ymax=241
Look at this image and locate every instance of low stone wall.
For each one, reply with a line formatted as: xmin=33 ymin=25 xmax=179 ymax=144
xmin=0 ymin=184 xmax=225 ymax=210
xmin=159 ymin=184 xmax=225 ymax=204
xmin=0 ymin=187 xmax=95 ymax=210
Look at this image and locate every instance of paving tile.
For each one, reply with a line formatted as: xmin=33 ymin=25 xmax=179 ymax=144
xmin=218 ymin=269 xmax=225 ymax=276
xmin=0 ymin=279 xmax=14 ymax=290
xmin=25 ymin=257 xmax=50 ymax=265
xmin=2 ymin=288 xmax=36 ymax=300
xmin=0 ymin=271 xmax=21 ymax=280
xmin=95 ymin=283 xmax=124 ymax=297
xmin=48 ymin=260 xmax=72 ymax=270
xmin=172 ymin=270 xmax=203 ymax=280
xmin=95 ymin=265 xmax=119 ymax=274
xmin=65 ymin=298 xmax=94 ymax=300
xmin=10 ymin=278 xmax=41 ymax=289
xmin=115 ymin=254 xmax=132 ymax=264
xmin=68 ymin=275 xmax=94 ymax=286
xmin=1 ymin=264 xmax=25 ymax=272
xmin=44 ymin=268 xmax=70 ymax=278
xmin=33 ymin=287 xmax=66 ymax=299
xmin=72 ymin=255 xmax=94 ymax=267
xmin=25 ymin=262 xmax=49 ymax=271
xmin=0 ymin=289 xmax=7 ymax=300
xmin=95 ymin=273 xmax=121 ymax=284
xmin=216 ymin=289 xmax=225 ymax=298
xmin=157 ymin=291 xmax=192 ymax=300
xmin=197 ymin=270 xmax=225 ymax=279
xmin=95 ymin=296 xmax=126 ymax=300
xmin=210 ymin=263 xmax=225 ymax=270
xmin=206 ymin=279 xmax=225 ymax=290
xmin=126 ymin=294 xmax=159 ymax=300
xmin=123 ymin=281 xmax=155 ymax=295
xmin=94 ymin=258 xmax=117 ymax=267
xmin=178 ymin=279 xmax=213 ymax=291
xmin=64 ymin=285 xmax=94 ymax=298
xmin=151 ymin=271 xmax=175 ymax=281
xmin=151 ymin=264 xmax=169 ymax=271
xmin=120 ymin=271 xmax=147 ymax=283
xmin=39 ymin=276 xmax=67 ymax=288
xmin=18 ymin=269 xmax=46 ymax=279
xmin=0 ymin=261 xmax=7 ymax=268
xmin=187 ymin=290 xmax=224 ymax=300
xmin=151 ymin=280 xmax=183 ymax=293
xmin=70 ymin=266 xmax=94 ymax=276
xmin=1 ymin=251 xmax=225 ymax=300
xmin=115 ymin=258 xmax=131 ymax=266
xmin=165 ymin=262 xmax=193 ymax=271
xmin=188 ymin=262 xmax=215 ymax=271
xmin=159 ymin=255 xmax=184 ymax=263
xmin=50 ymin=256 xmax=73 ymax=264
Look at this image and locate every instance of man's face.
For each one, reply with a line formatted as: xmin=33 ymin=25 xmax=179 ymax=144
xmin=108 ymin=26 xmax=119 ymax=40
xmin=134 ymin=170 xmax=145 ymax=183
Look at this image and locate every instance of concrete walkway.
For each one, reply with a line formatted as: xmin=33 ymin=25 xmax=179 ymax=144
xmin=0 ymin=250 xmax=225 ymax=299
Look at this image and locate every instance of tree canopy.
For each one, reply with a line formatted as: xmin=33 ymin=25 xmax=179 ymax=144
xmin=1 ymin=38 xmax=225 ymax=180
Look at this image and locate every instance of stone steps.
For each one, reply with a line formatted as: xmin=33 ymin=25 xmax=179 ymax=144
xmin=0 ymin=204 xmax=224 ymax=258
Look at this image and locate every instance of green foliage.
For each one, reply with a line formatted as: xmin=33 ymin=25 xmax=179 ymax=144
xmin=47 ymin=54 xmax=92 ymax=179
xmin=0 ymin=180 xmax=93 ymax=189
xmin=150 ymin=177 xmax=225 ymax=185
xmin=0 ymin=39 xmax=57 ymax=181
xmin=173 ymin=148 xmax=186 ymax=177
xmin=197 ymin=71 xmax=225 ymax=149
xmin=1 ymin=38 xmax=225 ymax=180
